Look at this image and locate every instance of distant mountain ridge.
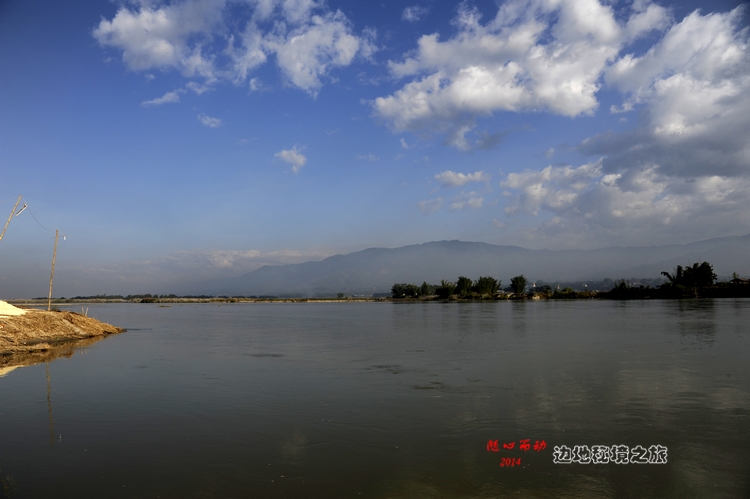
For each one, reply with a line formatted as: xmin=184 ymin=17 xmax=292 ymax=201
xmin=189 ymin=235 xmax=750 ymax=296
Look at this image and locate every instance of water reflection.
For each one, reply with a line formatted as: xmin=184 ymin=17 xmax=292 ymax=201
xmin=510 ymin=301 xmax=527 ymax=337
xmin=45 ymin=362 xmax=56 ymax=447
xmin=0 ymin=336 xmax=106 ymax=377
xmin=665 ymin=299 xmax=717 ymax=346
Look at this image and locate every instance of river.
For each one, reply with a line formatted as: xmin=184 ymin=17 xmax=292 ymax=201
xmin=1 ymin=299 xmax=748 ymax=498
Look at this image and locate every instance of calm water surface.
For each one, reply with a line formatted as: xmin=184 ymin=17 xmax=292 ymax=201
xmin=1 ymin=300 xmax=749 ymax=498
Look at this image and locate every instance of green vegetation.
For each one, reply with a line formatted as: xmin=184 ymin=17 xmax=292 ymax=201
xmin=391 ymin=283 xmax=420 ymax=298
xmin=455 ymin=276 xmax=473 ymax=297
xmin=510 ymin=275 xmax=527 ymax=294
xmin=389 ymin=261 xmax=749 ymax=301
xmin=659 ymin=262 xmax=717 ymax=297
xmin=419 ymin=282 xmax=436 ymax=296
xmin=474 ymin=276 xmax=500 ymax=295
xmin=436 ymin=280 xmax=456 ymax=299
xmin=392 ymin=276 xmax=503 ymax=300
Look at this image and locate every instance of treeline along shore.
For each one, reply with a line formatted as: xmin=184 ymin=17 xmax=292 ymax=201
xmin=6 ymin=261 xmax=750 ymax=306
xmin=390 ymin=262 xmax=750 ymax=301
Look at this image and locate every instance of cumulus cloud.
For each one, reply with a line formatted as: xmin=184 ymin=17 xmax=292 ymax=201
xmin=435 ymin=170 xmax=490 ymax=187
xmin=499 ymin=160 xmax=750 ymax=247
xmin=374 ymin=0 xmax=669 ymax=148
xmin=418 ymin=197 xmax=443 ymax=214
xmin=275 ymin=146 xmax=307 ymax=172
xmin=93 ymin=0 xmax=224 ymax=77
xmin=198 ymin=113 xmax=222 ymax=127
xmin=402 ymin=6 xmax=428 ymax=23
xmin=449 ymin=191 xmax=483 ymax=210
xmin=94 ymin=0 xmax=375 ymax=96
xmin=267 ymin=11 xmax=364 ymax=93
xmin=140 ymin=90 xmax=182 ymax=106
xmin=375 ymin=2 xmax=750 ymax=245
xmin=509 ymin=4 xmax=750 ymax=246
xmin=593 ymin=6 xmax=750 ymax=179
xmin=186 ymin=81 xmax=211 ymax=94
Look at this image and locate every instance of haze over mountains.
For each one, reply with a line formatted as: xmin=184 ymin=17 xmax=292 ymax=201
xmin=187 ymin=234 xmax=750 ymax=297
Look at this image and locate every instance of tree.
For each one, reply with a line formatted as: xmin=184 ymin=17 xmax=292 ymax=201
xmin=661 ymin=262 xmax=716 ymax=289
xmin=419 ymin=281 xmax=435 ymax=296
xmin=456 ymin=276 xmax=473 ymax=297
xmin=391 ymin=283 xmax=419 ymax=298
xmin=436 ymin=280 xmax=456 ymax=299
xmin=510 ymin=275 xmax=527 ymax=294
xmin=337 ymin=293 xmax=345 ymax=299
xmin=691 ymin=262 xmax=717 ymax=288
xmin=474 ymin=276 xmax=500 ymax=295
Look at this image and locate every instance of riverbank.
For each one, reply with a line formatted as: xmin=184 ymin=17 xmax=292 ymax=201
xmin=0 ymin=301 xmax=124 ymax=355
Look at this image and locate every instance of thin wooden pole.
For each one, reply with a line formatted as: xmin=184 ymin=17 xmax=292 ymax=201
xmin=0 ymin=195 xmax=22 ymax=243
xmin=48 ymin=229 xmax=58 ymax=311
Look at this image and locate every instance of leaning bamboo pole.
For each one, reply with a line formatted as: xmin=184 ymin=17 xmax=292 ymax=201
xmin=0 ymin=195 xmax=22 ymax=243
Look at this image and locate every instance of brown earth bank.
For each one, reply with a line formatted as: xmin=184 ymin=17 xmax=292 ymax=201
xmin=0 ymin=304 xmax=124 ymax=355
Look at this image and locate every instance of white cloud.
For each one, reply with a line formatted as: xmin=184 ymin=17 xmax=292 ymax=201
xmin=501 ymin=161 xmax=604 ymax=217
xmin=95 ymin=0 xmax=374 ymax=96
xmin=140 ymin=90 xmax=182 ymax=106
xmin=249 ymin=77 xmax=263 ymax=92
xmin=356 ymin=153 xmax=379 ymax=161
xmin=269 ymin=11 xmax=362 ymax=93
xmin=402 ymin=6 xmax=428 ymax=23
xmin=198 ymin=113 xmax=222 ymax=128
xmin=494 ymin=6 xmax=750 ymax=247
xmin=435 ymin=170 xmax=490 ymax=187
xmin=499 ymin=161 xmax=750 ymax=247
xmin=418 ymin=197 xmax=443 ymax=214
xmin=582 ymin=6 xmax=750 ymax=179
xmin=449 ymin=191 xmax=483 ymax=210
xmin=93 ymin=0 xmax=224 ymax=78
xmin=492 ymin=219 xmax=506 ymax=228
xmin=275 ymin=146 xmax=307 ymax=173
xmin=186 ymin=81 xmax=211 ymax=94
xmin=281 ymin=0 xmax=319 ymax=25
xmin=374 ymin=0 xmax=669 ymax=148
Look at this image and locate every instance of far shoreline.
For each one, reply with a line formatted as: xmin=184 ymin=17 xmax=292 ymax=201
xmin=7 ymin=292 xmax=750 ymax=307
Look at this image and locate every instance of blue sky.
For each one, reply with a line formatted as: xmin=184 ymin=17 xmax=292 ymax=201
xmin=0 ymin=0 xmax=748 ymax=296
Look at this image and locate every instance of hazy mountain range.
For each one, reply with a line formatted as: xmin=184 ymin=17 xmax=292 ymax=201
xmin=186 ymin=234 xmax=750 ymax=297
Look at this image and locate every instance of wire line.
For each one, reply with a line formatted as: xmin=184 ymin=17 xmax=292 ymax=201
xmin=21 ymin=198 xmax=55 ymax=232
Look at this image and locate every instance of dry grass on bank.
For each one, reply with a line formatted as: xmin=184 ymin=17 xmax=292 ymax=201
xmin=0 ymin=304 xmax=124 ymax=355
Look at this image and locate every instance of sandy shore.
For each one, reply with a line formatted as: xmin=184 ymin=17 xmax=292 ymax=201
xmin=0 ymin=301 xmax=124 ymax=355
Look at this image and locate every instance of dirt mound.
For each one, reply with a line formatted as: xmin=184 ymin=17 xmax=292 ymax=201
xmin=0 ymin=300 xmax=26 ymax=316
xmin=0 ymin=309 xmax=124 ymax=355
